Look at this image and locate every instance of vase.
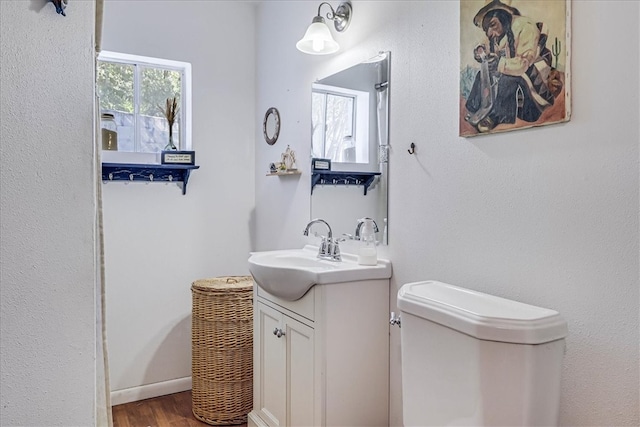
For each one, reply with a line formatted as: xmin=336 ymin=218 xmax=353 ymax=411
xmin=164 ymin=134 xmax=177 ymax=151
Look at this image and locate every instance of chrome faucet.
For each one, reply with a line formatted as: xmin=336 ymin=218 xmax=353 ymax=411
xmin=354 ymin=217 xmax=379 ymax=240
xmin=303 ymin=218 xmax=332 ymax=239
xmin=303 ymin=218 xmax=341 ymax=261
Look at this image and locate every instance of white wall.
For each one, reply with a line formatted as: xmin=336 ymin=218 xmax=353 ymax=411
xmin=0 ymin=1 xmax=635 ymax=424
xmin=254 ymin=1 xmax=639 ymax=426
xmin=0 ymin=1 xmax=97 ymax=426
xmin=101 ymin=1 xmax=256 ymax=400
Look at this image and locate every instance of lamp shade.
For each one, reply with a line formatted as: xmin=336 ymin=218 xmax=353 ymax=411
xmin=296 ymin=17 xmax=339 ymax=55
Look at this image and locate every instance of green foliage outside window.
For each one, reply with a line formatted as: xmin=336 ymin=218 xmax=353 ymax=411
xmin=140 ymin=67 xmax=181 ymax=117
xmin=97 ymin=62 xmax=134 ymax=113
xmin=97 ymin=61 xmax=181 ymax=118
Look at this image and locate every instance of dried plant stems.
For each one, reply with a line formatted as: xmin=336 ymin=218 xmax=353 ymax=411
xmin=159 ymin=96 xmax=179 ymax=138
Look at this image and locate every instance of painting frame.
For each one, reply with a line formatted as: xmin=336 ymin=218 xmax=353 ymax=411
xmin=459 ymin=0 xmax=571 ymax=137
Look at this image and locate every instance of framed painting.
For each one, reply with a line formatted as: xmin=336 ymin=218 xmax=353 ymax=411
xmin=460 ymin=0 xmax=571 ymax=137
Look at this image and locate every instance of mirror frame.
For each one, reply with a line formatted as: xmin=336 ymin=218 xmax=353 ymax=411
xmin=263 ymin=107 xmax=281 ymax=145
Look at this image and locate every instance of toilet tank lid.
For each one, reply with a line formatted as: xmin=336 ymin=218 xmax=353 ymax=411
xmin=397 ymin=281 xmax=568 ymax=344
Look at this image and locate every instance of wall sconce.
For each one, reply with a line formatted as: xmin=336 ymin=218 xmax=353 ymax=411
xmin=296 ymin=2 xmax=352 ymax=55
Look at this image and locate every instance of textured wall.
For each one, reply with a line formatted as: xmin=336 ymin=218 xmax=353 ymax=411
xmin=255 ymin=1 xmax=639 ymax=426
xmin=100 ymin=1 xmax=256 ymax=396
xmin=0 ymin=1 xmax=97 ymax=426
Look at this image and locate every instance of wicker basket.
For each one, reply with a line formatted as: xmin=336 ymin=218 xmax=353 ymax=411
xmin=191 ymin=276 xmax=254 ymax=425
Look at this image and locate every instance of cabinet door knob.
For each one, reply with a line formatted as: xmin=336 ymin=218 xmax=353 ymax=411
xmin=273 ymin=327 xmax=285 ymax=338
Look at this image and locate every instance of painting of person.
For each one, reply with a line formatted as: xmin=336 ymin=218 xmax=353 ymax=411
xmin=460 ymin=0 xmax=570 ymax=136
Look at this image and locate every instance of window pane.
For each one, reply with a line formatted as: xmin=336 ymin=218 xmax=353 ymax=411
xmin=140 ymin=67 xmax=182 ymax=152
xmin=97 ymin=61 xmax=135 ymax=152
xmin=324 ymin=94 xmax=354 ymax=162
xmin=311 ymin=92 xmax=326 ymax=159
xmin=97 ymin=61 xmax=134 ymax=113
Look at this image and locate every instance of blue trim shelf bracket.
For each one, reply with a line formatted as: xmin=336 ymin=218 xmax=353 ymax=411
xmin=102 ymin=163 xmax=200 ymax=195
xmin=311 ymin=171 xmax=381 ymax=196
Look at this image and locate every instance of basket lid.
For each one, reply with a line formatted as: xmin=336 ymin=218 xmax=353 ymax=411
xmin=191 ymin=276 xmax=253 ymax=291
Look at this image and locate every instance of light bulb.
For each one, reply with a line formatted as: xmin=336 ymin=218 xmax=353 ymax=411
xmin=312 ymin=39 xmax=324 ymax=52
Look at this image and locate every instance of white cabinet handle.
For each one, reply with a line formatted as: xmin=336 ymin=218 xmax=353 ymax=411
xmin=273 ymin=327 xmax=286 ymax=338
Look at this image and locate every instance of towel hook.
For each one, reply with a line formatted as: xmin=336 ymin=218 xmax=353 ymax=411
xmin=407 ymin=143 xmax=416 ymax=155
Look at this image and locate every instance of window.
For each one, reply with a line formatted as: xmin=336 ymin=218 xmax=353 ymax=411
xmin=97 ymin=51 xmax=192 ymax=158
xmin=312 ymin=83 xmax=369 ymax=165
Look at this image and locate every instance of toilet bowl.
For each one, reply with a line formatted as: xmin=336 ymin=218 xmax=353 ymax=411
xmin=397 ymin=281 xmax=568 ymax=426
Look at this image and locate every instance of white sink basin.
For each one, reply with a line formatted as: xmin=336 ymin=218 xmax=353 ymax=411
xmin=248 ymin=245 xmax=392 ymax=301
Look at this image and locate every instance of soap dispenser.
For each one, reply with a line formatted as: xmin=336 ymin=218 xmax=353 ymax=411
xmin=357 ymin=217 xmax=378 ymax=266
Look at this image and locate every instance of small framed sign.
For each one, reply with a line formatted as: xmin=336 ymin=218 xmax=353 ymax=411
xmin=161 ymin=151 xmax=195 ymax=165
xmin=312 ymin=158 xmax=331 ymax=171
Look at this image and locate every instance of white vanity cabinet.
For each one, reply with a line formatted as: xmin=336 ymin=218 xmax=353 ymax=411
xmin=248 ymin=278 xmax=390 ymax=427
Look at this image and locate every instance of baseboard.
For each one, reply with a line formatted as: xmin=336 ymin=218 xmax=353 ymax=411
xmin=248 ymin=411 xmax=268 ymax=427
xmin=110 ymin=376 xmax=192 ymax=406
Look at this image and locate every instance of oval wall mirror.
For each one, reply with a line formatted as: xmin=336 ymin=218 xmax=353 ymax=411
xmin=263 ymin=107 xmax=281 ymax=145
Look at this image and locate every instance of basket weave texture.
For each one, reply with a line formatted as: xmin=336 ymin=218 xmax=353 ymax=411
xmin=191 ymin=276 xmax=254 ymax=425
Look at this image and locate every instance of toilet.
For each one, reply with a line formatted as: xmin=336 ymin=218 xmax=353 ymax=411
xmin=397 ymin=281 xmax=568 ymax=426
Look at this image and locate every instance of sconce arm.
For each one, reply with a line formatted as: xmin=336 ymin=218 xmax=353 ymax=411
xmin=317 ymin=2 xmax=337 ymax=20
xmin=316 ymin=1 xmax=351 ymax=32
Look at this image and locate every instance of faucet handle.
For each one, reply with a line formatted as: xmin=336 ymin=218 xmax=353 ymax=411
xmin=313 ymin=236 xmax=342 ymax=261
xmin=329 ymin=238 xmax=342 ymax=260
xmin=319 ymin=236 xmax=329 ymax=256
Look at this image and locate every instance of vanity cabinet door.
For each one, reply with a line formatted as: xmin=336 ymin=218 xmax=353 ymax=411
xmin=256 ymin=302 xmax=286 ymax=427
xmin=255 ymin=301 xmax=315 ymax=427
xmin=285 ymin=316 xmax=314 ymax=427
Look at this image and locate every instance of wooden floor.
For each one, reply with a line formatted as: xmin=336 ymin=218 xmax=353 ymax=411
xmin=112 ymin=390 xmax=248 ymax=427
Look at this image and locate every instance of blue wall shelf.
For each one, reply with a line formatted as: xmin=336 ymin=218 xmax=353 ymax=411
xmin=311 ymin=171 xmax=381 ymax=196
xmin=101 ymin=163 xmax=200 ymax=195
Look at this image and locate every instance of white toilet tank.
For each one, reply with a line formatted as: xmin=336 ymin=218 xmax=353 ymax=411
xmin=398 ymin=281 xmax=568 ymax=427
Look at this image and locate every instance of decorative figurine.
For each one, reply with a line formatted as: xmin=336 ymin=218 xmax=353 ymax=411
xmin=50 ymin=0 xmax=68 ymax=16
xmin=281 ymin=145 xmax=297 ymax=171
xmin=289 ymin=148 xmax=297 ymax=170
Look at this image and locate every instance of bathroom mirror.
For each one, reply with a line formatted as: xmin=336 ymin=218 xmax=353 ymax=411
xmin=263 ymin=107 xmax=280 ymax=145
xmin=310 ymin=51 xmax=390 ymax=243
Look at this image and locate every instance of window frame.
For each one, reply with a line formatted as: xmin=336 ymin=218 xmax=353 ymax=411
xmin=97 ymin=51 xmax=192 ymax=163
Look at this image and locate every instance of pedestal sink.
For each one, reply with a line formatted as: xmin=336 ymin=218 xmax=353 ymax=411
xmin=248 ymin=245 xmax=392 ymax=301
